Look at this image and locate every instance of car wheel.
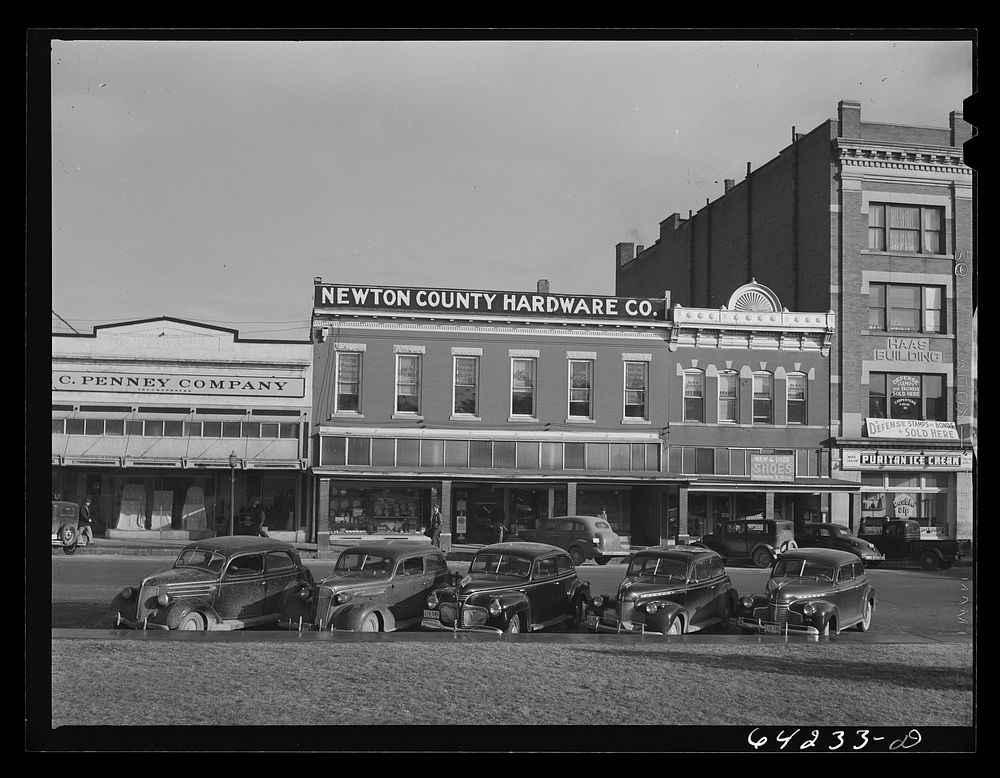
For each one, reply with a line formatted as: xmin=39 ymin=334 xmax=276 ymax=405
xmin=61 ymin=542 xmax=78 ymax=555
xmin=568 ymin=596 xmax=584 ymax=628
xmin=59 ymin=524 xmax=78 ymax=545
xmin=938 ymin=558 xmax=955 ymax=570
xmin=717 ymin=598 xmax=732 ymax=630
xmin=359 ymin=613 xmax=380 ymax=632
xmin=504 ymin=614 xmax=523 ymax=634
xmin=855 ymin=599 xmax=873 ymax=632
xmin=919 ymin=550 xmax=940 ymax=571
xmin=751 ymin=547 xmax=773 ymax=568
xmin=665 ymin=616 xmax=683 ymax=635
xmin=178 ymin=612 xmax=206 ymax=631
xmin=568 ymin=547 xmax=584 ymax=566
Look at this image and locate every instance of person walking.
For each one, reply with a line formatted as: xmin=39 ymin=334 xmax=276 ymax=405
xmin=252 ymin=498 xmax=269 ymax=537
xmin=429 ymin=504 xmax=442 ymax=547
xmin=78 ymin=496 xmax=95 ymax=545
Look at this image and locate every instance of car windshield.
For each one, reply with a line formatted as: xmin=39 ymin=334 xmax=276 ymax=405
xmin=772 ymin=558 xmax=835 ymax=582
xmin=469 ymin=553 xmax=531 ymax=578
xmin=627 ymin=555 xmax=687 ymax=581
xmin=174 ymin=548 xmax=226 ymax=573
xmin=333 ymin=552 xmax=392 ymax=578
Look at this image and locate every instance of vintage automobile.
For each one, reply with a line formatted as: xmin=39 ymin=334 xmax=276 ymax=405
xmin=694 ymin=518 xmax=796 ymax=568
xmin=735 ymin=548 xmax=876 ymax=637
xmin=51 ymin=500 xmax=84 ymax=555
xmin=795 ymin=522 xmax=885 ymax=565
xmin=421 ymin=541 xmax=590 ymax=634
xmin=285 ymin=541 xmax=452 ymax=632
xmin=584 ymin=545 xmax=738 ymax=635
xmin=514 ymin=515 xmax=630 ymax=566
xmin=111 ymin=536 xmax=314 ymax=631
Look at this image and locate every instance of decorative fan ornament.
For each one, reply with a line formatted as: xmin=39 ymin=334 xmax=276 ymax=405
xmin=732 ymin=291 xmax=774 ymax=312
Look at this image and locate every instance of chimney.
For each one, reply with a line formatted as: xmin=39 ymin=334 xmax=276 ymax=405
xmin=950 ymin=110 xmax=971 ymax=147
xmin=536 ymin=279 xmax=550 ymax=293
xmin=616 ymin=242 xmax=635 ymax=267
xmin=838 ymin=99 xmax=862 ymax=138
xmin=724 ymin=179 xmax=735 ymax=193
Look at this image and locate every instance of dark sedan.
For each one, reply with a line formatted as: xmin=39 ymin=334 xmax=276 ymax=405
xmin=111 ymin=536 xmax=314 ymax=631
xmin=421 ymin=542 xmax=590 ymax=634
xmin=796 ymin=522 xmax=885 ymax=565
xmin=585 ymin=546 xmax=738 ymax=634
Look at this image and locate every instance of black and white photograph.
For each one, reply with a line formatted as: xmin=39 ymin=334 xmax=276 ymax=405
xmin=27 ymin=29 xmax=977 ymax=754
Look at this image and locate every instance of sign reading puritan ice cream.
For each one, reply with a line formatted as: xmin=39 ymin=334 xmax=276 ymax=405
xmin=841 ymin=449 xmax=972 ymax=471
xmin=52 ymin=370 xmax=305 ymax=398
xmin=865 ymin=418 xmax=959 ymax=440
xmin=314 ymin=283 xmax=666 ymax=320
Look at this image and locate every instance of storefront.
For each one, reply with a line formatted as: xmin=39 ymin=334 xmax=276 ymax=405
xmin=52 ymin=318 xmax=313 ymax=542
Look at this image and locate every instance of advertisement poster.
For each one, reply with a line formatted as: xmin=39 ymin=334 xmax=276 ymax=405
xmin=890 ymin=374 xmax=921 ymax=418
xmin=116 ymin=484 xmax=147 ymax=531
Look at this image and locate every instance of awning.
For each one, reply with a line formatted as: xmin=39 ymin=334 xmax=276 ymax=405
xmin=686 ymin=476 xmax=860 ymax=493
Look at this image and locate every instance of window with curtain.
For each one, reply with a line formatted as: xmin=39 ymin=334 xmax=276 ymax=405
xmin=453 ymin=356 xmax=479 ymax=416
xmin=568 ymin=359 xmax=593 ymax=419
xmin=683 ymin=370 xmax=704 ymax=422
xmin=718 ymin=371 xmax=739 ymax=423
xmin=786 ymin=374 xmax=807 ymax=425
xmin=335 ymin=352 xmax=362 ymax=413
xmin=624 ymin=361 xmax=648 ymax=419
xmin=868 ymin=203 xmax=945 ymax=254
xmin=395 ymin=354 xmax=421 ymax=414
xmin=753 ymin=373 xmax=773 ymax=424
xmin=511 ymin=358 xmax=536 ymax=417
xmin=869 ymin=373 xmax=947 ymax=421
xmin=868 ymin=283 xmax=944 ymax=334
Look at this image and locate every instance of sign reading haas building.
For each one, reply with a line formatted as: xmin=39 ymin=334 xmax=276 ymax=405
xmin=53 ymin=370 xmax=306 ymax=398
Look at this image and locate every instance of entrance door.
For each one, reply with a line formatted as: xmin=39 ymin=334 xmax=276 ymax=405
xmin=470 ymin=500 xmax=499 ymax=543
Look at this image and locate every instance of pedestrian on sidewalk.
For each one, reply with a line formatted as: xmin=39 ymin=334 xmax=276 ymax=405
xmin=78 ymin=496 xmax=95 ymax=544
xmin=429 ymin=504 xmax=442 ymax=547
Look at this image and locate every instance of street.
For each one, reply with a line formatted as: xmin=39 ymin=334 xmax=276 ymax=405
xmin=50 ymin=554 xmax=974 ymax=640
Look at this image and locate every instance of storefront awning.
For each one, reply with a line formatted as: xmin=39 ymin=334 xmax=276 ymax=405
xmin=686 ymin=476 xmax=861 ymax=493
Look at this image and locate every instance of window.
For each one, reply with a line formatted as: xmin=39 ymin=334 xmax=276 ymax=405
xmin=752 ymin=373 xmax=773 ymax=424
xmin=453 ymin=356 xmax=479 ymax=416
xmin=683 ymin=370 xmax=704 ymax=422
xmin=568 ymin=359 xmax=593 ymax=419
xmin=787 ymin=374 xmax=807 ymax=425
xmin=335 ymin=352 xmax=362 ymax=413
xmin=868 ymin=203 xmax=945 ymax=255
xmin=869 ymin=373 xmax=947 ymax=421
xmin=398 ymin=557 xmax=424 ymax=576
xmin=692 ymin=560 xmax=712 ymax=582
xmin=695 ymin=448 xmax=715 ymax=474
xmin=718 ymin=371 xmax=739 ymax=423
xmin=395 ymin=354 xmax=421 ymax=414
xmin=624 ymin=362 xmax=648 ymax=419
xmin=868 ymin=283 xmax=945 ymax=334
xmin=511 ymin=358 xmax=536 ymax=417
xmin=534 ymin=557 xmax=557 ymax=579
xmin=226 ymin=554 xmax=264 ymax=578
xmin=265 ymin=551 xmax=296 ymax=572
xmin=84 ymin=419 xmax=104 ymax=436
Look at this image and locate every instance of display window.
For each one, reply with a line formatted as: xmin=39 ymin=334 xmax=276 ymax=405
xmin=329 ymin=485 xmax=426 ymax=533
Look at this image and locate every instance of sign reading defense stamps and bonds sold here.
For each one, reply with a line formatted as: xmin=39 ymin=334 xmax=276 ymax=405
xmin=865 ymin=418 xmax=959 ymax=440
xmin=52 ymin=371 xmax=305 ymax=398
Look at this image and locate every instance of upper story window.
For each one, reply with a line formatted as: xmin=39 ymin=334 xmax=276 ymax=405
xmin=868 ymin=283 xmax=944 ymax=334
xmin=870 ymin=373 xmax=946 ymax=421
xmin=786 ymin=374 xmax=807 ymax=425
xmin=335 ymin=352 xmax=362 ymax=414
xmin=868 ymin=203 xmax=944 ymax=255
xmin=624 ymin=361 xmax=648 ymax=420
xmin=453 ymin=356 xmax=479 ymax=416
xmin=395 ymin=354 xmax=421 ymax=414
xmin=511 ymin=358 xmax=537 ymax=418
xmin=683 ymin=370 xmax=704 ymax=422
xmin=568 ymin=359 xmax=593 ymax=419
xmin=752 ymin=372 xmax=773 ymax=424
xmin=718 ymin=371 xmax=739 ymax=423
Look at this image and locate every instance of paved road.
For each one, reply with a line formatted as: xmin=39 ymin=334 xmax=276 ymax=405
xmin=50 ymin=554 xmax=974 ymax=640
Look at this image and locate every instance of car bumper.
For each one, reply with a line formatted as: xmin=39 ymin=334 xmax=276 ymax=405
xmin=736 ymin=616 xmax=820 ymax=636
xmin=595 ymin=550 xmax=630 ymax=559
xmin=420 ymin=617 xmax=504 ymax=634
xmin=859 ymin=551 xmax=885 ymax=562
xmin=582 ymin=612 xmax=643 ymax=634
xmin=114 ymin=612 xmax=170 ymax=631
xmin=276 ymin=618 xmax=319 ymax=631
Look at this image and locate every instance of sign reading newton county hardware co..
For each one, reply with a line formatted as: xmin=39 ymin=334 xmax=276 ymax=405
xmin=52 ymin=371 xmax=305 ymax=398
xmin=865 ymin=418 xmax=959 ymax=440
xmin=314 ymin=284 xmax=667 ymax=320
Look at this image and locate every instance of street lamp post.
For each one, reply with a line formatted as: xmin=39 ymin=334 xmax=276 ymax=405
xmin=228 ymin=451 xmax=238 ymax=537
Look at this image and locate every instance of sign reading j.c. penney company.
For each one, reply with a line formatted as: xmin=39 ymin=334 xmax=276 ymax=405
xmin=314 ymin=284 xmax=667 ymax=320
xmin=53 ymin=370 xmax=305 ymax=398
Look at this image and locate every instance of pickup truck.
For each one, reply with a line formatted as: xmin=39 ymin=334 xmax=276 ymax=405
xmin=514 ymin=515 xmax=630 ymax=566
xmin=857 ymin=518 xmax=961 ymax=571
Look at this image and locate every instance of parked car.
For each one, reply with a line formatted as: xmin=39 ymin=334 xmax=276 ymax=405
xmin=735 ymin=548 xmax=876 ymax=637
xmin=585 ymin=545 xmax=738 ymax=635
xmin=513 ymin=515 xmax=630 ymax=565
xmin=857 ymin=518 xmax=961 ymax=571
xmin=111 ymin=536 xmax=314 ymax=631
xmin=795 ymin=522 xmax=885 ymax=565
xmin=694 ymin=518 xmax=795 ymax=568
xmin=421 ymin=542 xmax=590 ymax=634
xmin=287 ymin=541 xmax=452 ymax=632
xmin=51 ymin=500 xmax=83 ymax=555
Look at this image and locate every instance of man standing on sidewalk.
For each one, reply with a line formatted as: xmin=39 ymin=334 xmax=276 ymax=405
xmin=78 ymin=496 xmax=95 ymax=545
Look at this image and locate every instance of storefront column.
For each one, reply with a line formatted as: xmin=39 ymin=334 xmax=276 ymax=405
xmin=955 ymin=471 xmax=972 ymax=544
xmin=547 ymin=488 xmax=555 ymax=520
xmin=678 ymin=487 xmax=689 ymax=538
xmin=829 ymin=491 xmax=850 ymax=528
xmin=765 ymin=491 xmax=775 ymax=521
xmin=567 ymin=482 xmax=577 ymax=515
xmin=439 ymin=480 xmax=453 ymax=552
xmin=316 ymin=477 xmax=330 ymax=553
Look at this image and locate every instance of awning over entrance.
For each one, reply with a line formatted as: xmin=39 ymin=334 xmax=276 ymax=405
xmin=685 ymin=476 xmax=861 ymax=493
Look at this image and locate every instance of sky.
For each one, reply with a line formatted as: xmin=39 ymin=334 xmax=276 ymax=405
xmin=46 ymin=34 xmax=975 ymax=339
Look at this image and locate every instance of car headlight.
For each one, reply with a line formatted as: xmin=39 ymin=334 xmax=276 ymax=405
xmin=119 ymin=586 xmax=135 ymax=600
xmin=334 ymin=592 xmax=353 ymax=605
xmin=427 ymin=592 xmax=439 ymax=609
xmin=591 ymin=596 xmax=603 ymax=609
xmin=298 ymin=585 xmax=313 ymax=600
xmin=645 ymin=601 xmax=661 ymax=613
xmin=802 ymin=602 xmax=816 ymax=616
xmin=741 ymin=596 xmax=754 ymax=609
xmin=488 ymin=599 xmax=502 ymax=616
xmin=156 ymin=592 xmax=171 ymax=607
xmin=868 ymin=543 xmax=877 ymax=550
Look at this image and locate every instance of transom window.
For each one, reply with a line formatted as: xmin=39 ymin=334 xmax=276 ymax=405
xmin=624 ymin=361 xmax=648 ymax=420
xmin=752 ymin=373 xmax=773 ymax=424
xmin=453 ymin=356 xmax=479 ymax=416
xmin=511 ymin=358 xmax=537 ymax=417
xmin=568 ymin=359 xmax=593 ymax=419
xmin=868 ymin=283 xmax=944 ymax=334
xmin=868 ymin=203 xmax=944 ymax=254
xmin=335 ymin=352 xmax=362 ymax=413
xmin=683 ymin=370 xmax=705 ymax=422
xmin=395 ymin=354 xmax=421 ymax=414
xmin=869 ymin=373 xmax=946 ymax=421
xmin=718 ymin=371 xmax=739 ymax=423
